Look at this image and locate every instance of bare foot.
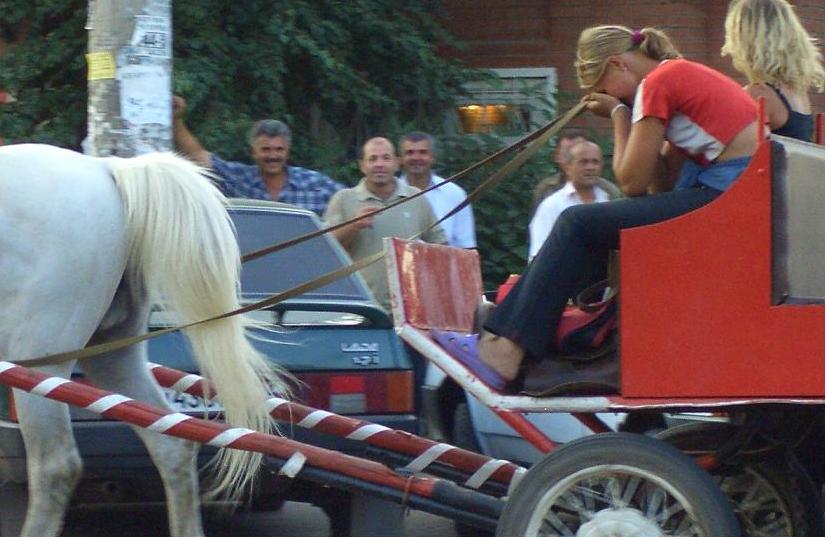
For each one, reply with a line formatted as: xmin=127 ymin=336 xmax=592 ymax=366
xmin=478 ymin=331 xmax=524 ymax=380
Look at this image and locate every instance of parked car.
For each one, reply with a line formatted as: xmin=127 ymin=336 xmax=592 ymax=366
xmin=0 ymin=200 xmax=418 ymax=536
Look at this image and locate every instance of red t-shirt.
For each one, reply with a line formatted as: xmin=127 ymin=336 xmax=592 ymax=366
xmin=632 ymin=59 xmax=757 ymax=165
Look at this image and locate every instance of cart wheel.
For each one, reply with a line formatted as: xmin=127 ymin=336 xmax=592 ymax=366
xmin=656 ymin=421 xmax=820 ymax=537
xmin=496 ymin=432 xmax=740 ymax=537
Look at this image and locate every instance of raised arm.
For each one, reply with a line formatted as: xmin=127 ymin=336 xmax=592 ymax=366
xmin=172 ymin=96 xmax=211 ymax=168
xmin=583 ymin=93 xmax=666 ymax=197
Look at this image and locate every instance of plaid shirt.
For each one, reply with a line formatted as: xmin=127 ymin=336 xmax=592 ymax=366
xmin=210 ymin=154 xmax=343 ymax=216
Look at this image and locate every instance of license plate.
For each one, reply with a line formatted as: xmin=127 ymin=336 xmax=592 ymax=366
xmin=162 ymin=389 xmax=222 ymax=414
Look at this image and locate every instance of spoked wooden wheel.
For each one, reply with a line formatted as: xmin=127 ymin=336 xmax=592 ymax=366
xmin=656 ymin=421 xmax=821 ymax=537
xmin=496 ymin=433 xmax=741 ymax=537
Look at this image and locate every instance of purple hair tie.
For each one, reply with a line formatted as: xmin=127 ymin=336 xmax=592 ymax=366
xmin=631 ymin=30 xmax=645 ymax=46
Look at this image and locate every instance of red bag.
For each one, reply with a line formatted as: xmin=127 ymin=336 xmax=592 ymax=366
xmin=494 ymin=276 xmax=620 ymax=395
xmin=555 ymin=281 xmax=617 ymax=355
xmin=496 ymin=275 xmax=617 ymax=355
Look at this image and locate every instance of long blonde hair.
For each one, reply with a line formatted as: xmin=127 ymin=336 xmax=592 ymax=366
xmin=575 ymin=25 xmax=681 ymax=89
xmin=722 ymin=0 xmax=824 ymax=92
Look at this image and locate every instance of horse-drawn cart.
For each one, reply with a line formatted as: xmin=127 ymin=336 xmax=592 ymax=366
xmin=390 ymin=131 xmax=824 ymax=536
xmin=384 ymin=131 xmax=824 ymax=536
xmin=0 ymin=131 xmax=822 ymax=537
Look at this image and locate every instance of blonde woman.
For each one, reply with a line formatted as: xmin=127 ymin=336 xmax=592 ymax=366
xmin=432 ymin=26 xmax=759 ymax=391
xmin=722 ymin=0 xmax=824 ymax=141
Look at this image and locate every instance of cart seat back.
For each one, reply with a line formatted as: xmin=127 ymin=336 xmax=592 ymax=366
xmin=771 ymin=136 xmax=825 ymax=303
xmin=385 ymin=238 xmax=483 ymax=332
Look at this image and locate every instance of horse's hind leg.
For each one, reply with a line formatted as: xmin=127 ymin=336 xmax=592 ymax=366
xmin=13 ymin=363 xmax=83 ymax=537
xmin=80 ymin=343 xmax=206 ymax=537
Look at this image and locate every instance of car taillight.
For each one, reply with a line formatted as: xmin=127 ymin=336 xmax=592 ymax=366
xmin=4 ymin=371 xmax=415 ymax=422
xmin=296 ymin=371 xmax=414 ymax=415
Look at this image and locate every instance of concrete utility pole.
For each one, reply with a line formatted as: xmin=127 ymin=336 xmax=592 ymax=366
xmin=86 ymin=0 xmax=172 ymax=156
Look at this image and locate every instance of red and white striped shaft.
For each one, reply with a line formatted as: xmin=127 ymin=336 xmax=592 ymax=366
xmin=0 ymin=361 xmax=441 ymax=498
xmin=149 ymin=363 xmax=524 ymax=490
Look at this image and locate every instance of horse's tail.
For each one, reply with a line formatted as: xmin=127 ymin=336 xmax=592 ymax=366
xmin=108 ymin=152 xmax=288 ymax=499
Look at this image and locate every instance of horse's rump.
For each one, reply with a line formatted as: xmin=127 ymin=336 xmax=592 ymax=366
xmin=0 ymin=144 xmax=287 ymax=500
xmin=0 ymin=144 xmax=128 ymax=360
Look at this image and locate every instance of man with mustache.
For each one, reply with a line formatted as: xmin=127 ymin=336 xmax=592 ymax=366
xmin=324 ymin=137 xmax=446 ymax=310
xmin=528 ymin=140 xmax=610 ymax=262
xmin=172 ymin=96 xmax=342 ymax=216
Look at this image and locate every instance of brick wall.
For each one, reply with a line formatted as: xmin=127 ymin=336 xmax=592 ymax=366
xmin=439 ymin=0 xmax=825 ymax=134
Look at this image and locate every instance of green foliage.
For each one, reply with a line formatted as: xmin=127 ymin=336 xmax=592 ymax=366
xmin=0 ymin=0 xmax=87 ymax=145
xmin=172 ymin=0 xmax=474 ymax=181
xmin=0 ymin=0 xmax=470 ymax=157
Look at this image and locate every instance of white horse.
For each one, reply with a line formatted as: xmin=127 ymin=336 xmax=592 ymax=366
xmin=0 ymin=144 xmax=288 ymax=537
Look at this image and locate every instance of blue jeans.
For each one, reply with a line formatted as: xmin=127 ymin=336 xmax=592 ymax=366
xmin=484 ymin=187 xmax=723 ymax=359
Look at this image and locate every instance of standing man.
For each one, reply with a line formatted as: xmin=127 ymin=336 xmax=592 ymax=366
xmin=324 ymin=137 xmax=446 ymax=310
xmin=398 ymin=132 xmax=476 ymax=248
xmin=528 ymin=140 xmax=611 ymax=261
xmin=172 ymin=96 xmax=342 ymax=216
xmin=531 ymin=129 xmax=621 ymax=215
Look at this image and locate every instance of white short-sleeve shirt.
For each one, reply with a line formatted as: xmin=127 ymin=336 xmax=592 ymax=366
xmin=528 ymin=181 xmax=609 ymax=261
xmin=400 ymin=174 xmax=477 ymax=248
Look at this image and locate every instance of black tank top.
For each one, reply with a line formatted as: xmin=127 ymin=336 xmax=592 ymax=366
xmin=768 ymin=85 xmax=814 ymax=142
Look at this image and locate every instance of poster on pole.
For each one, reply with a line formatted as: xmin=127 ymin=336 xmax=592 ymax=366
xmin=117 ymin=0 xmax=172 ymax=153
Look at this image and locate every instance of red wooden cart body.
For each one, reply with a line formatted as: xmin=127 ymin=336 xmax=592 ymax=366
xmin=620 ymin=140 xmax=824 ymax=398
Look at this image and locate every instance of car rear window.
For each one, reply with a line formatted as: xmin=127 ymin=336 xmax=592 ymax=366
xmin=231 ymin=207 xmax=372 ymax=302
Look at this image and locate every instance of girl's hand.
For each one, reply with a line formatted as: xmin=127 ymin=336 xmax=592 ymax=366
xmin=582 ymin=93 xmax=622 ymax=118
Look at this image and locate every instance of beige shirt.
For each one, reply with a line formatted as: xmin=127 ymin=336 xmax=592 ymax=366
xmin=324 ymin=178 xmax=447 ymax=310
